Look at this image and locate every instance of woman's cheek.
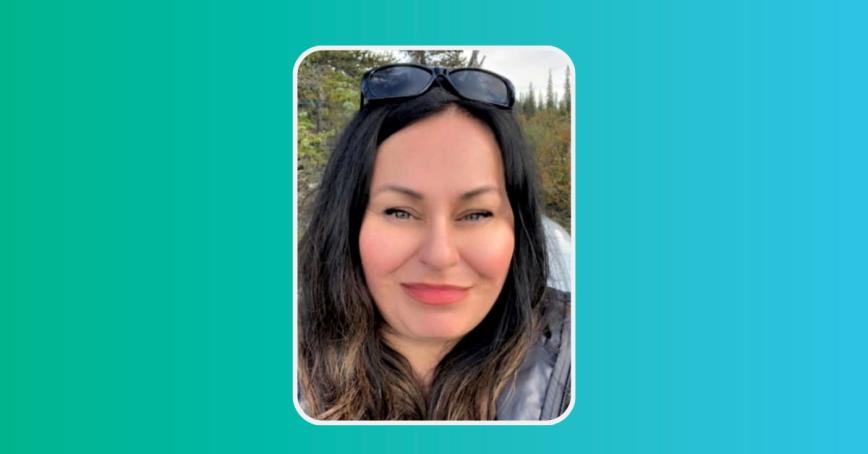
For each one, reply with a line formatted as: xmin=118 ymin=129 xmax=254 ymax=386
xmin=359 ymin=216 xmax=419 ymax=274
xmin=462 ymin=221 xmax=515 ymax=279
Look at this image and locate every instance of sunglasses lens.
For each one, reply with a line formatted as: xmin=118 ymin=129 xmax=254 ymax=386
xmin=366 ymin=66 xmax=432 ymax=99
xmin=449 ymin=70 xmax=510 ymax=106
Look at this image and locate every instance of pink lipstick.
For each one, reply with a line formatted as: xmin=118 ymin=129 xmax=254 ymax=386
xmin=401 ymin=283 xmax=470 ymax=305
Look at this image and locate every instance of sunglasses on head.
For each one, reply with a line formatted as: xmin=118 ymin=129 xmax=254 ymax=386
xmin=360 ymin=64 xmax=516 ymax=110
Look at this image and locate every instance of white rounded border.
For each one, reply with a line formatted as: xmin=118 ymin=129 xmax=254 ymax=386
xmin=291 ymin=45 xmax=577 ymax=426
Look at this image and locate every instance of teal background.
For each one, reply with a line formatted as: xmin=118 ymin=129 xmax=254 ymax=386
xmin=2 ymin=0 xmax=866 ymax=453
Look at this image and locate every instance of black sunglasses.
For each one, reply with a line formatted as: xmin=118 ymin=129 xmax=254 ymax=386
xmin=360 ymin=64 xmax=516 ymax=110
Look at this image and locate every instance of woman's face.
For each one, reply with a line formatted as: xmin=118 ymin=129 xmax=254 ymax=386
xmin=359 ymin=107 xmax=515 ymax=345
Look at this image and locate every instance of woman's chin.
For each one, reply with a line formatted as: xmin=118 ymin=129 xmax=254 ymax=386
xmin=406 ymin=321 xmax=472 ymax=344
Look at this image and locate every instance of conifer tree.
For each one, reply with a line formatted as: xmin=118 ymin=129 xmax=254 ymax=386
xmin=525 ymin=82 xmax=537 ymax=117
xmin=545 ymin=69 xmax=555 ymax=110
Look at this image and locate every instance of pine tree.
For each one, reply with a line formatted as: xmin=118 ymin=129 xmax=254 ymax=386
xmin=563 ymin=66 xmax=572 ymax=113
xmin=545 ymin=69 xmax=556 ymax=110
xmin=525 ymin=82 xmax=537 ymax=117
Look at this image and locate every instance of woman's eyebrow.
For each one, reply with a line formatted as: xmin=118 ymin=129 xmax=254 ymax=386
xmin=373 ymin=185 xmax=423 ymax=200
xmin=372 ymin=184 xmax=500 ymax=200
xmin=459 ymin=185 xmax=499 ymax=200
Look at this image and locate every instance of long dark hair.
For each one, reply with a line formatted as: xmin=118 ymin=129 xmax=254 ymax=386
xmin=298 ymin=87 xmax=549 ymax=420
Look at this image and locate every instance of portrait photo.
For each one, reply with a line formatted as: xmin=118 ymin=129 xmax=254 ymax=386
xmin=293 ymin=46 xmax=575 ymax=423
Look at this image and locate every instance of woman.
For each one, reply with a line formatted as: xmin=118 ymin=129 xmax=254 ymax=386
xmin=298 ymin=64 xmax=570 ymax=421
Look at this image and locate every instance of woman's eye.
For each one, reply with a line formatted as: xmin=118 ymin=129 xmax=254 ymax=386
xmin=462 ymin=211 xmax=493 ymax=222
xmin=384 ymin=208 xmax=413 ymax=220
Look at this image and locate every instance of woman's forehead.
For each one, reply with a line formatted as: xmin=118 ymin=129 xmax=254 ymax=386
xmin=371 ymin=109 xmax=507 ymax=194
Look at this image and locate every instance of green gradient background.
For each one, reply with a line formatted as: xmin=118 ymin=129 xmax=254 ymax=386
xmin=2 ymin=0 xmax=866 ymax=453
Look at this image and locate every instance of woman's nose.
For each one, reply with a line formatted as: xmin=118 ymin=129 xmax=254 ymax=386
xmin=418 ymin=220 xmax=460 ymax=270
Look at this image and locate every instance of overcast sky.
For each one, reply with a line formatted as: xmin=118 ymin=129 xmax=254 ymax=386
xmin=380 ymin=47 xmax=573 ymax=103
xmin=463 ymin=47 xmax=572 ymax=101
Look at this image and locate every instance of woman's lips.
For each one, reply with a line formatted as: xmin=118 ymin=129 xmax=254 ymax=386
xmin=401 ymin=283 xmax=470 ymax=305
